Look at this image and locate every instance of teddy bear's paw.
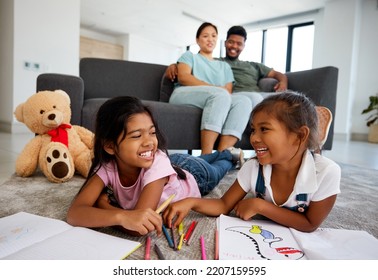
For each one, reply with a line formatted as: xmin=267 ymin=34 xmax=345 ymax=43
xmin=45 ymin=145 xmax=75 ymax=183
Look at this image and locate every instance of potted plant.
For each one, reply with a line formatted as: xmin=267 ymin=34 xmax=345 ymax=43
xmin=361 ymin=94 xmax=378 ymax=143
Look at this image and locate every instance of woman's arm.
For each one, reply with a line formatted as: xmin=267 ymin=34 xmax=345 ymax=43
xmin=177 ymin=63 xmax=233 ymax=94
xmin=66 ymin=175 xmax=162 ymax=235
xmin=234 ymin=194 xmax=337 ymax=232
xmin=163 ymin=179 xmax=247 ymax=228
xmin=177 ymin=63 xmax=210 ymax=87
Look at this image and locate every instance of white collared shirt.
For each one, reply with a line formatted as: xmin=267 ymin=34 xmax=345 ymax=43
xmin=237 ymin=150 xmax=341 ymax=209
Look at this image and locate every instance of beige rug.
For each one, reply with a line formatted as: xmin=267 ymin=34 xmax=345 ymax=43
xmin=1 ymin=162 xmax=377 ymax=260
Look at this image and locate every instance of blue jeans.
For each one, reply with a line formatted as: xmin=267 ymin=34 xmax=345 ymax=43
xmin=169 ymin=150 xmax=234 ymax=196
xmin=169 ymin=86 xmax=252 ymax=140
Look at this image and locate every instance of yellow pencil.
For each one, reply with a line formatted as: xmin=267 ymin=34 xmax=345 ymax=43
xmin=177 ymin=233 xmax=185 ymax=250
xmin=155 ymin=194 xmax=176 ymax=214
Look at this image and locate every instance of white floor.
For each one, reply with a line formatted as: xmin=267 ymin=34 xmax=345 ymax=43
xmin=1 ymin=131 xmax=377 ymax=185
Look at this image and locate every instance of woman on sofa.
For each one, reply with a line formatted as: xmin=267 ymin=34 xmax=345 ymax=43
xmin=169 ymin=22 xmax=252 ymax=155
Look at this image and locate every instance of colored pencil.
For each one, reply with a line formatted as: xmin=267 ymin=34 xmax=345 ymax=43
xmin=186 ymin=221 xmax=199 ymax=245
xmin=200 ymin=236 xmax=207 ymax=260
xmin=183 ymin=221 xmax=196 ymax=243
xmin=154 ymin=244 xmax=165 ymax=260
xmin=171 ymin=226 xmax=178 ymax=250
xmin=177 ymin=233 xmax=184 ymax=250
xmin=162 ymin=224 xmax=174 ymax=248
xmin=155 ymin=194 xmax=176 ymax=214
xmin=178 ymin=222 xmax=184 ymax=235
xmin=144 ymin=236 xmax=151 ymax=260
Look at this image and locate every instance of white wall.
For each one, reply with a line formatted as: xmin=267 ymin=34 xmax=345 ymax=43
xmin=126 ymin=34 xmax=182 ymax=65
xmin=0 ymin=0 xmax=14 ymax=131
xmin=0 ymin=0 xmax=80 ymax=133
xmin=316 ymin=0 xmax=378 ymax=140
xmin=313 ymin=0 xmax=362 ymax=140
xmin=353 ymin=0 xmax=378 ymax=137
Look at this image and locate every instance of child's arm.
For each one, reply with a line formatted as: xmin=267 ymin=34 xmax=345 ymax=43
xmin=234 ymin=194 xmax=337 ymax=232
xmin=163 ymin=179 xmax=247 ymax=228
xmin=133 ymin=177 xmax=168 ymax=211
xmin=66 ymin=174 xmax=162 ymax=235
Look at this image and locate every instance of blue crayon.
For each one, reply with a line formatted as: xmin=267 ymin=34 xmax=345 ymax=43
xmin=162 ymin=224 xmax=174 ymax=248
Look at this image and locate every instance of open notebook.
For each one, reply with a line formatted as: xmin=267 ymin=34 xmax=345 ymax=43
xmin=0 ymin=212 xmax=141 ymax=260
xmin=217 ymin=214 xmax=378 ymax=260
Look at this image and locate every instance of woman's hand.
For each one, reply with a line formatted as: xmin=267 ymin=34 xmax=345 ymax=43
xmin=165 ymin=64 xmax=178 ymax=82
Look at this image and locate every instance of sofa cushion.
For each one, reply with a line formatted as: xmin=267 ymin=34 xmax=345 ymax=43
xmin=80 ymin=58 xmax=167 ymax=102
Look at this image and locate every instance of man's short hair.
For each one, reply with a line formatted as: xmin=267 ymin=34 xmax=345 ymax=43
xmin=227 ymin=26 xmax=247 ymax=41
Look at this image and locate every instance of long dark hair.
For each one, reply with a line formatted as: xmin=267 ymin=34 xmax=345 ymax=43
xmin=81 ymin=96 xmax=185 ymax=191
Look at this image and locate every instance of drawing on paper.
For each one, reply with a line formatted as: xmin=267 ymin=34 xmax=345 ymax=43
xmin=226 ymin=225 xmax=305 ymax=260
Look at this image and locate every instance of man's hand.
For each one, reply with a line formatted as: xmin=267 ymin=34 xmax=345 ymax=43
xmin=274 ymin=81 xmax=287 ymax=92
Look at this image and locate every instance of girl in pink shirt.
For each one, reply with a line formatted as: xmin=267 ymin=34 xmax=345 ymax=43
xmin=67 ymin=96 xmax=238 ymax=235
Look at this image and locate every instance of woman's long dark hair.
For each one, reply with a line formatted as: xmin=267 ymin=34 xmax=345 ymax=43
xmin=80 ymin=96 xmax=185 ymax=192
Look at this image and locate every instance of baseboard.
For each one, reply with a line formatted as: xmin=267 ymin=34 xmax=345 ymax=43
xmin=0 ymin=121 xmax=30 ymax=133
xmin=350 ymin=133 xmax=369 ymax=142
xmin=333 ymin=132 xmax=369 ymax=142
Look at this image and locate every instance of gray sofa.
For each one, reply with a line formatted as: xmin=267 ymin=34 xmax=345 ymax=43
xmin=37 ymin=58 xmax=338 ymax=150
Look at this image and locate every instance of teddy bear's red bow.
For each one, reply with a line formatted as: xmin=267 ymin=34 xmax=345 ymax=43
xmin=47 ymin=124 xmax=72 ymax=147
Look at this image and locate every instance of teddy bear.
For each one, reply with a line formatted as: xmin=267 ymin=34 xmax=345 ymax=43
xmin=14 ymin=90 xmax=94 ymax=183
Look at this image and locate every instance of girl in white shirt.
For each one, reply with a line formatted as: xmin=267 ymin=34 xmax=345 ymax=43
xmin=164 ymin=91 xmax=341 ymax=232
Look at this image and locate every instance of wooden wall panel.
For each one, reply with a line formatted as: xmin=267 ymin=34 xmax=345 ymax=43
xmin=80 ymin=36 xmax=123 ymax=60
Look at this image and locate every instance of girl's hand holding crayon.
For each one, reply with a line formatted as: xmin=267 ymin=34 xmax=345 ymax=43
xmin=163 ymin=198 xmax=195 ymax=228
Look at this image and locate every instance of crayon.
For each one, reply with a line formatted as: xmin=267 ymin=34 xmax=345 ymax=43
xmin=200 ymin=236 xmax=207 ymax=260
xmin=162 ymin=224 xmax=174 ymax=248
xmin=144 ymin=236 xmax=151 ymax=260
xmin=154 ymin=244 xmax=165 ymax=260
xmin=183 ymin=221 xmax=196 ymax=243
xmin=171 ymin=226 xmax=178 ymax=250
xmin=155 ymin=194 xmax=176 ymax=214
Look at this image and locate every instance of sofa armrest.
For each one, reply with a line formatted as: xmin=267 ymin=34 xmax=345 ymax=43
xmin=286 ymin=66 xmax=338 ymax=149
xmin=258 ymin=78 xmax=278 ymax=92
xmin=36 ymin=73 xmax=84 ymax=126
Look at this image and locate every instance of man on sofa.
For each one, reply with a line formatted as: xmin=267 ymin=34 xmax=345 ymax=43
xmin=166 ymin=25 xmax=288 ymax=107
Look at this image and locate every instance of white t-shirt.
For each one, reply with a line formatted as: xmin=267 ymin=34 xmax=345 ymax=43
xmin=96 ymin=150 xmax=201 ymax=210
xmin=237 ymin=150 xmax=341 ymax=209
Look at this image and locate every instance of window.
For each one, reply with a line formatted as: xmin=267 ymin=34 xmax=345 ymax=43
xmin=241 ymin=22 xmax=314 ymax=72
xmin=239 ymin=31 xmax=263 ymax=62
xmin=290 ymin=24 xmax=314 ymax=72
xmin=264 ymin=27 xmax=288 ymax=73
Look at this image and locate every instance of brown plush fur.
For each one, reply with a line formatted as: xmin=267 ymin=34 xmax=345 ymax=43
xmin=14 ymin=90 xmax=94 ymax=183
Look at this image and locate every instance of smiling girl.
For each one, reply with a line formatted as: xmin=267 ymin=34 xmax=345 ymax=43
xmin=66 ymin=96 xmax=237 ymax=235
xmin=164 ymin=91 xmax=341 ymax=233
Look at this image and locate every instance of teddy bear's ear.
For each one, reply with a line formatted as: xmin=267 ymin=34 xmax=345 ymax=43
xmin=14 ymin=103 xmax=25 ymax=123
xmin=54 ymin=90 xmax=70 ymax=104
